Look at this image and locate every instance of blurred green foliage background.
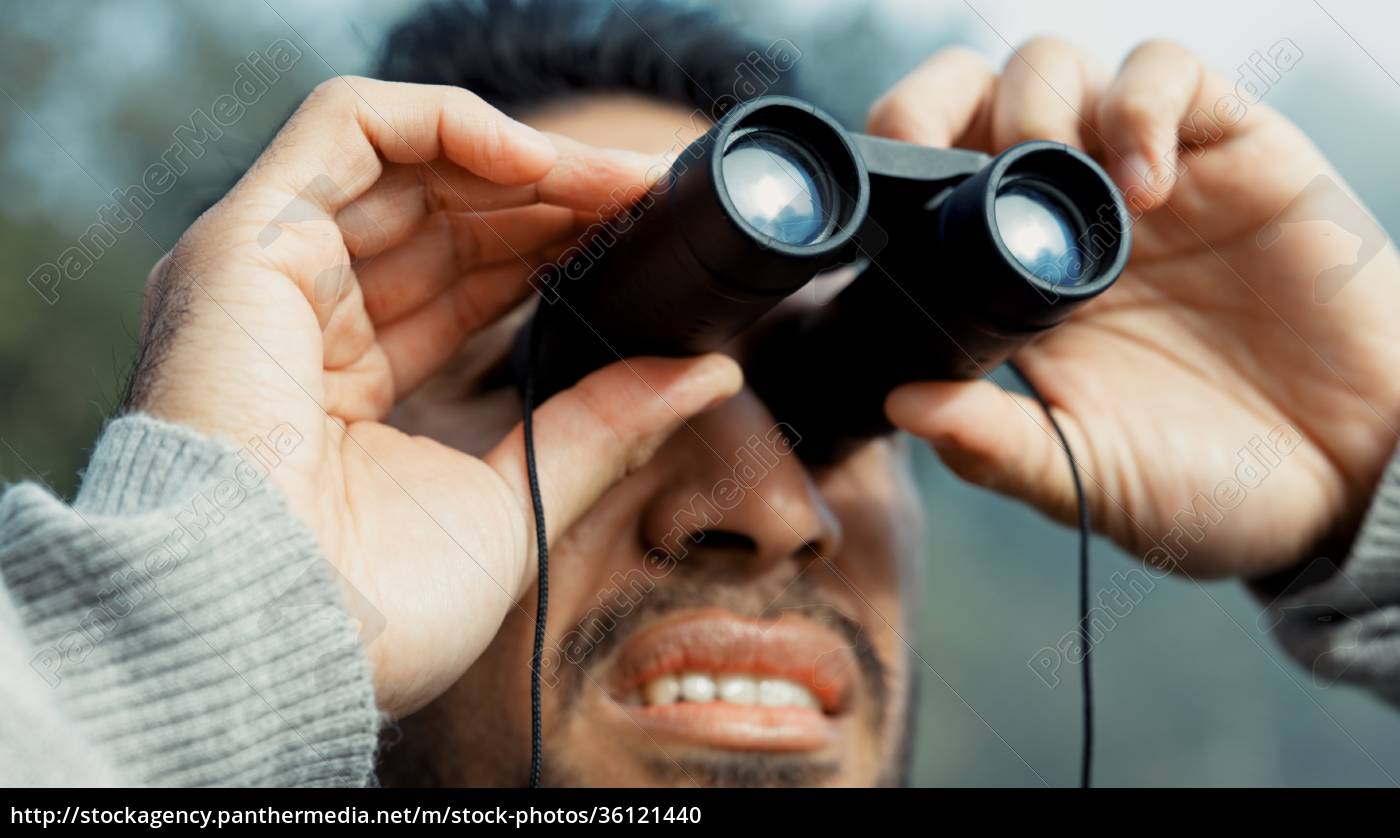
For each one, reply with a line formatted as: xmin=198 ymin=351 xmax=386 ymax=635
xmin=2 ymin=0 xmax=1398 ymax=786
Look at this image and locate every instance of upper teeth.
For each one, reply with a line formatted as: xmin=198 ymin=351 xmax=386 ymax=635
xmin=642 ymin=673 xmax=820 ymax=710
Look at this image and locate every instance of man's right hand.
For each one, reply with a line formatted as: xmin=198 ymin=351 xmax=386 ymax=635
xmin=128 ymin=77 xmax=742 ymax=718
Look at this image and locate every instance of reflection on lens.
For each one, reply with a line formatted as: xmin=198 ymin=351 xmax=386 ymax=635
xmin=721 ymin=133 xmax=831 ymax=246
xmin=994 ymin=182 xmax=1087 ymax=285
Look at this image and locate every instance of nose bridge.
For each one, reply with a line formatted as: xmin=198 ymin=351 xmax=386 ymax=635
xmin=643 ymin=392 xmax=843 ymax=569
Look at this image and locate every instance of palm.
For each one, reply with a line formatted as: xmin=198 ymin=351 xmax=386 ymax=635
xmin=136 ymin=78 xmax=742 ymax=719
xmin=194 ymin=248 xmax=533 ymax=717
xmin=318 ymin=418 xmax=525 ymax=716
xmin=1018 ymin=117 xmax=1400 ymax=575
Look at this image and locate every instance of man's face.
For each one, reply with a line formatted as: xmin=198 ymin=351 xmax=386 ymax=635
xmin=383 ymin=95 xmax=925 ymax=787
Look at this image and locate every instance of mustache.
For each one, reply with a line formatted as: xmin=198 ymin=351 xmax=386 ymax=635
xmin=551 ymin=564 xmax=889 ymax=724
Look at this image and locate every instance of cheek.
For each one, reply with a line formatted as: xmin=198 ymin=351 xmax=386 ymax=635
xmin=449 ymin=478 xmax=651 ymax=728
xmin=523 ymin=473 xmax=656 ymax=691
xmin=545 ymin=477 xmax=652 ymax=608
xmin=819 ymin=440 xmax=923 ymax=605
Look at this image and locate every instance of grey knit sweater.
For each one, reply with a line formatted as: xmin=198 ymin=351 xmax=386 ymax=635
xmin=2 ymin=413 xmax=1399 ymax=786
xmin=0 ymin=415 xmax=379 ymax=786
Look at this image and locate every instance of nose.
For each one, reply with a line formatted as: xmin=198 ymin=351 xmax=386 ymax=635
xmin=640 ymin=390 xmax=843 ymax=575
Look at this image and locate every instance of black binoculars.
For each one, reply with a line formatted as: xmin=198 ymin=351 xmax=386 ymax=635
xmin=514 ymin=95 xmax=1131 ymax=460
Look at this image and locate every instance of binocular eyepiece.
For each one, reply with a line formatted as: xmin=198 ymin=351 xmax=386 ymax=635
xmin=515 ymin=95 xmax=1131 ymax=460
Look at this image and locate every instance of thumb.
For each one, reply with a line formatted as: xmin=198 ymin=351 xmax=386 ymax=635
xmin=885 ymin=378 xmax=1088 ymax=528
xmin=485 ymin=353 xmax=742 ymax=591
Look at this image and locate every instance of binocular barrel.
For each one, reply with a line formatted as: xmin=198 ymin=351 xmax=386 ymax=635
xmin=515 ymin=95 xmax=1131 ymax=460
xmin=517 ymin=97 xmax=868 ymax=400
xmin=750 ymin=139 xmax=1132 ymax=459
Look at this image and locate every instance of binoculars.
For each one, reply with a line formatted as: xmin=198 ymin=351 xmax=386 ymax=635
xmin=514 ymin=96 xmax=1131 ymax=460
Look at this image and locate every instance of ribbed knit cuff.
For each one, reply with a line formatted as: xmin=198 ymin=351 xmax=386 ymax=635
xmin=0 ymin=414 xmax=380 ymax=786
xmin=1254 ymin=446 xmax=1400 ymax=703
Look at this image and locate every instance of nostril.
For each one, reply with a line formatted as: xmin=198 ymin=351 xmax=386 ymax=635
xmin=686 ymin=529 xmax=757 ymax=553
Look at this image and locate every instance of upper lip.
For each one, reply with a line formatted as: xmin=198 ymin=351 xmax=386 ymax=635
xmin=606 ymin=607 xmax=857 ymax=714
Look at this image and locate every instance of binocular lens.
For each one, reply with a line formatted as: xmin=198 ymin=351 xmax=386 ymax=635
xmin=721 ymin=131 xmax=834 ymax=246
xmin=993 ymin=180 xmax=1088 ymax=286
xmin=516 ymin=97 xmax=868 ymax=402
xmin=517 ymin=94 xmax=1130 ymax=460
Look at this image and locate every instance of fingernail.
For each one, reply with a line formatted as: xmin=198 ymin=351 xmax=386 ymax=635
xmin=885 ymin=384 xmax=938 ymax=418
xmin=697 ymin=355 xmax=743 ymax=410
xmin=1145 ymin=145 xmax=1178 ymax=192
xmin=1112 ymin=151 xmax=1151 ymax=192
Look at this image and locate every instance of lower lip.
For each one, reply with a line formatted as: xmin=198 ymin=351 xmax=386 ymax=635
xmin=614 ymin=701 xmax=840 ymax=752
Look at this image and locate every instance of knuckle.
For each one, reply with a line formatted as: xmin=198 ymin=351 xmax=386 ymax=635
xmin=414 ymin=163 xmax=450 ymax=215
xmin=1110 ymin=90 xmax=1162 ymax=135
xmin=448 ymin=213 xmax=484 ymax=272
xmin=869 ymin=47 xmax=990 ymax=142
xmin=442 ymin=84 xmax=487 ymax=112
xmin=449 ymin=276 xmax=486 ymax=334
xmin=1014 ymin=35 xmax=1078 ymax=63
xmin=470 ymin=116 xmax=508 ymax=165
xmin=306 ymin=76 xmax=375 ymax=114
xmin=569 ymin=376 xmax=635 ymax=461
xmin=932 ymin=45 xmax=989 ymax=73
xmin=866 ymin=93 xmax=919 ymax=139
xmin=1128 ymin=37 xmax=1188 ymax=64
xmin=308 ymin=77 xmax=350 ymax=107
xmin=164 ymin=224 xmax=215 ymax=281
xmin=868 ymin=92 xmax=951 ymax=144
xmin=143 ymin=253 xmax=175 ymax=299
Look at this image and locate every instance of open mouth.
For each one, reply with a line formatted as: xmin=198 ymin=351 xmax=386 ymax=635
xmin=602 ymin=608 xmax=858 ymax=752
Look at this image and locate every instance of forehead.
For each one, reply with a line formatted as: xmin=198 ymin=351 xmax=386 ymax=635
xmin=521 ymin=93 xmax=711 ymax=153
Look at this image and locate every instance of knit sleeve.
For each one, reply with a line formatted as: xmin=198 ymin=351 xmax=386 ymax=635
xmin=0 ymin=414 xmax=381 ymax=786
xmin=1254 ymin=445 xmax=1400 ymax=705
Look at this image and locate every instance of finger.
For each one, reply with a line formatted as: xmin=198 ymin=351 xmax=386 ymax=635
xmin=885 ymin=378 xmax=1092 ymax=528
xmin=334 ymin=163 xmax=560 ymax=258
xmin=486 ymin=353 xmax=744 ymax=576
xmin=375 ymin=245 xmax=570 ymax=398
xmin=253 ymin=77 xmax=558 ymax=209
xmin=357 ymin=206 xmax=579 ymax=325
xmin=992 ymin=37 xmax=1106 ymax=151
xmin=866 ymin=47 xmax=997 ymax=149
xmin=1096 ymin=40 xmax=1257 ymax=210
xmin=337 ymin=137 xmax=662 ymax=259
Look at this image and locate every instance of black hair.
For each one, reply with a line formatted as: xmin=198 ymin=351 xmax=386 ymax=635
xmin=375 ymin=0 xmax=800 ymax=119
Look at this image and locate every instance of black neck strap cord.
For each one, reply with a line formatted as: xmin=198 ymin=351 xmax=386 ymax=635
xmin=1008 ymin=361 xmax=1094 ymax=789
xmin=522 ymin=321 xmax=549 ymax=789
xmin=519 ymin=345 xmax=1094 ymax=789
